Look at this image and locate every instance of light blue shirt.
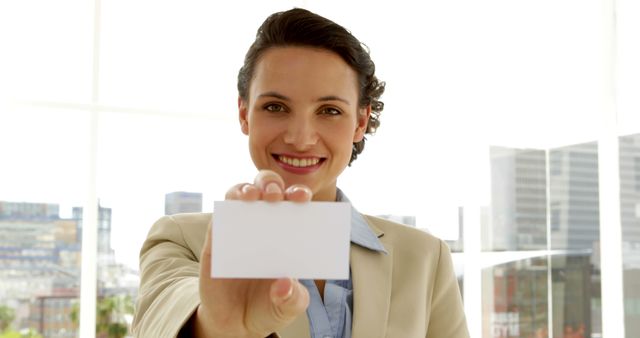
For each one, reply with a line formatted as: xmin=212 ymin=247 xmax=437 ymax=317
xmin=299 ymin=189 xmax=386 ymax=338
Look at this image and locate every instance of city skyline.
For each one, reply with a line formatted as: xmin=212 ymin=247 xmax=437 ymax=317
xmin=1 ymin=134 xmax=639 ymax=337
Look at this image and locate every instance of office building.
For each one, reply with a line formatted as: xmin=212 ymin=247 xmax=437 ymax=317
xmin=0 ymin=200 xmax=134 ymax=337
xmin=487 ymin=140 xmax=604 ymax=337
xmin=72 ymin=205 xmax=113 ymax=258
xmin=489 ymin=146 xmax=547 ymax=251
xmin=620 ymin=133 xmax=640 ymax=335
xmin=165 ymin=191 xmax=203 ymax=215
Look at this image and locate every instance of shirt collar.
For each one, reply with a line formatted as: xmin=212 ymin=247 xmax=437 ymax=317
xmin=336 ymin=188 xmax=387 ymax=254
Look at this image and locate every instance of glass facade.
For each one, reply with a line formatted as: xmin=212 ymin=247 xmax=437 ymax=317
xmin=621 ymin=134 xmax=640 ymax=338
xmin=480 ymin=135 xmax=640 ymax=337
xmin=483 ymin=258 xmax=549 ymax=338
xmin=550 ymin=142 xmax=601 ymax=338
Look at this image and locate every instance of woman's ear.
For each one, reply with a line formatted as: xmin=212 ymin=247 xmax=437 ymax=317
xmin=238 ymin=97 xmax=249 ymax=135
xmin=353 ymin=105 xmax=371 ymax=142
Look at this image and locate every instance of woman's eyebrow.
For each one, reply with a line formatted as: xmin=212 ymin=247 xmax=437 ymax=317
xmin=258 ymin=91 xmax=290 ymax=101
xmin=258 ymin=92 xmax=351 ymax=106
xmin=317 ymin=95 xmax=351 ymax=105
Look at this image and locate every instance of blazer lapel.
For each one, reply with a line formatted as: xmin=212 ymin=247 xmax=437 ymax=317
xmin=350 ymin=225 xmax=393 ymax=338
xmin=278 ymin=215 xmax=394 ymax=338
xmin=282 ymin=244 xmax=394 ymax=338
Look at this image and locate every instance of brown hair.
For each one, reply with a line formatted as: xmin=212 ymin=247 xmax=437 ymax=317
xmin=237 ymin=8 xmax=385 ymax=164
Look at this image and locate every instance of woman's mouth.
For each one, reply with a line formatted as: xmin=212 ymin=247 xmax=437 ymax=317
xmin=273 ymin=154 xmax=325 ymax=174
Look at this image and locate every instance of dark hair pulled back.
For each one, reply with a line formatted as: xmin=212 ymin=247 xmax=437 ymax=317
xmin=237 ymin=8 xmax=385 ymax=164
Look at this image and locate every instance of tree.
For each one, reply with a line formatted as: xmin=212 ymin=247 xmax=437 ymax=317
xmin=0 ymin=305 xmax=43 ymax=338
xmin=0 ymin=306 xmax=15 ymax=332
xmin=70 ymin=295 xmax=134 ymax=338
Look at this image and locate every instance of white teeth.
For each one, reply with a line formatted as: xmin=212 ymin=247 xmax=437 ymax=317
xmin=278 ymin=155 xmax=320 ymax=167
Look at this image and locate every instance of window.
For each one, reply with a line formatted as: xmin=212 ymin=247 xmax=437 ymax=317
xmin=1 ymin=0 xmax=637 ymax=337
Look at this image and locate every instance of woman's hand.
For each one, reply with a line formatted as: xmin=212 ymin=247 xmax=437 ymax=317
xmin=193 ymin=170 xmax=312 ymax=338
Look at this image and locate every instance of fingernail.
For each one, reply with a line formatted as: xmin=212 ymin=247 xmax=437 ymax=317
xmin=265 ymin=182 xmax=281 ymax=194
xmin=241 ymin=184 xmax=253 ymax=194
xmin=274 ymin=278 xmax=293 ymax=302
xmin=288 ymin=185 xmax=311 ymax=195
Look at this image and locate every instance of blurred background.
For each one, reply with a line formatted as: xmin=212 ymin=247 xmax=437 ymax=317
xmin=0 ymin=0 xmax=638 ymax=337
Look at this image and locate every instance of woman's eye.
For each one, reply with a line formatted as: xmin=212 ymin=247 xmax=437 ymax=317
xmin=264 ymin=104 xmax=285 ymax=113
xmin=320 ymin=107 xmax=341 ymax=116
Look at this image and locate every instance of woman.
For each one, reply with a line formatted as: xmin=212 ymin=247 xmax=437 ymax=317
xmin=132 ymin=8 xmax=469 ymax=338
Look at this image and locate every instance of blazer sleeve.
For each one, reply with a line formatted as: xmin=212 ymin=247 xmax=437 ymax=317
xmin=132 ymin=215 xmax=201 ymax=338
xmin=426 ymin=241 xmax=470 ymax=338
xmin=131 ymin=215 xmax=282 ymax=338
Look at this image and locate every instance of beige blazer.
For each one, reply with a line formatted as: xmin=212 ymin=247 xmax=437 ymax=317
xmin=132 ymin=213 xmax=469 ymax=338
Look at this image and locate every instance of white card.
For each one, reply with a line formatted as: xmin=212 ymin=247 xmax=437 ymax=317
xmin=211 ymin=201 xmax=351 ymax=279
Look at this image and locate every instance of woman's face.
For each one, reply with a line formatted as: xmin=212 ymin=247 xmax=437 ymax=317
xmin=239 ymin=46 xmax=370 ymax=201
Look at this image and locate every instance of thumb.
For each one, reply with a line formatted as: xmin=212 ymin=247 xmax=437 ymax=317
xmin=248 ymin=278 xmax=309 ymax=334
xmin=269 ymin=278 xmax=310 ymax=324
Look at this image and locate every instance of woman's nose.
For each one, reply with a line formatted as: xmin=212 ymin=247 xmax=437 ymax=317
xmin=283 ymin=116 xmax=318 ymax=150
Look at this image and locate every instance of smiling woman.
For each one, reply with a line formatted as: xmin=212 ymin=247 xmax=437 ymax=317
xmin=3 ymin=0 xmax=633 ymax=337
xmin=240 ymin=47 xmax=368 ymax=201
xmin=132 ymin=7 xmax=469 ymax=338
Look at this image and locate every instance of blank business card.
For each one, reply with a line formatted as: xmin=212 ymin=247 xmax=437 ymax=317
xmin=211 ymin=200 xmax=351 ymax=279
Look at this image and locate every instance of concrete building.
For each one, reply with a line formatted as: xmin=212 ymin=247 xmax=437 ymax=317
xmin=164 ymin=191 xmax=203 ymax=215
xmin=28 ymin=293 xmax=77 ymax=338
xmin=0 ymin=200 xmax=135 ymax=337
xmin=0 ymin=201 xmax=82 ymax=336
xmin=72 ymin=205 xmax=113 ymax=259
xmin=0 ymin=202 xmax=59 ymax=220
